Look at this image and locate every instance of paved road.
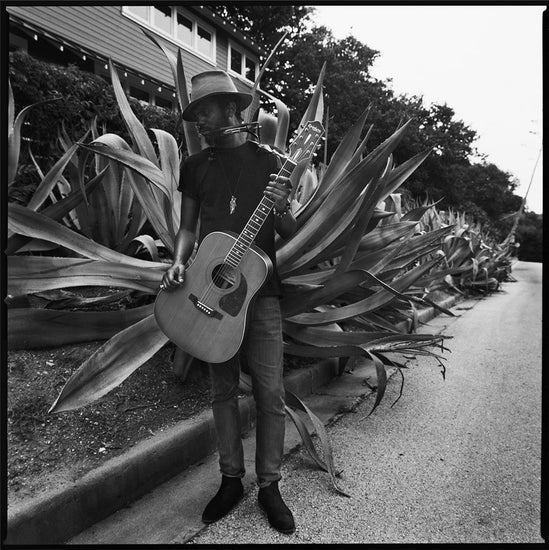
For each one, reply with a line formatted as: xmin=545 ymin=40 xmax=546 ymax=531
xmin=189 ymin=261 xmax=543 ymax=544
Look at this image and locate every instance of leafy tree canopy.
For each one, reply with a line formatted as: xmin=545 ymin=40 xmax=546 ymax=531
xmin=207 ymin=4 xmax=314 ymax=45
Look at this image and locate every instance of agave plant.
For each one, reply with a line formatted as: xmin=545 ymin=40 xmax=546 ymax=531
xmin=7 ymin=35 xmax=455 ymax=495
xmin=6 ymin=36 xmax=453 ymax=408
xmin=404 ymin=198 xmax=515 ymax=296
xmin=7 ymin=81 xmax=177 ymax=321
xmin=6 ymin=58 xmax=181 ymax=343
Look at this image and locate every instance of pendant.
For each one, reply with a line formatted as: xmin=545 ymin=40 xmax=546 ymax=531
xmin=229 ymin=195 xmax=237 ymax=215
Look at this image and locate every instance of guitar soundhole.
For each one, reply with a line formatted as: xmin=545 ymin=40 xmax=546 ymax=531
xmin=211 ymin=263 xmax=238 ymax=290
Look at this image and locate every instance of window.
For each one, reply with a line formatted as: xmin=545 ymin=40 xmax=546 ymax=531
xmin=228 ymin=42 xmax=258 ymax=83
xmin=9 ymin=32 xmax=28 ymax=53
xmin=176 ymin=13 xmax=193 ymax=46
xmin=230 ymin=48 xmax=242 ymax=75
xmin=122 ymin=6 xmax=215 ymax=62
xmin=126 ymin=5 xmax=147 ymax=20
xmin=129 ymin=86 xmax=150 ymax=102
xmin=245 ymin=57 xmax=256 ymax=82
xmin=155 ymin=96 xmax=173 ymax=110
xmin=152 ymin=5 xmax=172 ymax=35
xmin=197 ymin=26 xmax=213 ymax=58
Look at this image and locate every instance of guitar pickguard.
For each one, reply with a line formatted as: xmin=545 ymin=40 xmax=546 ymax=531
xmin=219 ymin=273 xmax=248 ymax=317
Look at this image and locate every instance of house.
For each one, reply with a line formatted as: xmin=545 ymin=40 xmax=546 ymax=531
xmin=6 ymin=4 xmax=264 ymax=110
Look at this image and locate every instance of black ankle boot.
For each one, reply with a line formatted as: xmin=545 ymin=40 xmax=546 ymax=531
xmin=202 ymin=475 xmax=244 ymax=524
xmin=258 ymin=481 xmax=295 ymax=534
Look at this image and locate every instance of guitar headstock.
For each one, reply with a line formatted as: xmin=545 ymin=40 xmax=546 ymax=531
xmin=288 ymin=120 xmax=325 ymax=164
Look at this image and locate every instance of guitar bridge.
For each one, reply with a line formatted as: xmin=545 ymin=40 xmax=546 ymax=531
xmin=189 ymin=294 xmax=223 ymax=320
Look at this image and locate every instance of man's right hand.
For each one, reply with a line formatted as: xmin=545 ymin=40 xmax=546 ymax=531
xmin=161 ymin=263 xmax=186 ymax=291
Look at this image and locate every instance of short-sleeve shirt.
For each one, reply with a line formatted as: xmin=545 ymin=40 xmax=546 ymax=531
xmin=178 ymin=141 xmax=282 ymax=296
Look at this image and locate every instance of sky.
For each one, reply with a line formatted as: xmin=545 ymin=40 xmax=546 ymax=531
xmin=310 ymin=4 xmax=544 ymax=214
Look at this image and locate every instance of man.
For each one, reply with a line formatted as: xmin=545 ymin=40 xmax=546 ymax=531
xmin=161 ymin=70 xmax=297 ymax=534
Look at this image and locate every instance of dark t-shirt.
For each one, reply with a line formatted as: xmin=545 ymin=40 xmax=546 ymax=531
xmin=178 ymin=141 xmax=282 ymax=296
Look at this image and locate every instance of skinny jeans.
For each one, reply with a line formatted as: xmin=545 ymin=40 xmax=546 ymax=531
xmin=209 ymin=295 xmax=285 ymax=488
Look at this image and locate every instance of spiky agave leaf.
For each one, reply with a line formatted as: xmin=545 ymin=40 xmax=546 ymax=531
xmin=257 ymin=89 xmax=291 ymax=152
xmin=8 ymin=305 xmax=154 ymax=350
xmin=48 ymin=314 xmax=168 ymax=413
xmin=7 ymin=203 xmax=166 ymax=269
xmin=5 ymin=166 xmax=109 ymax=255
xmin=8 ymin=256 xmax=162 ymax=296
xmin=77 ymin=141 xmax=172 ymax=198
xmin=298 ymin=61 xmax=326 ymax=128
xmin=277 ymin=121 xmax=413 ymax=271
xmin=238 ymin=367 xmax=348 ymax=496
xmin=284 ymin=331 xmax=447 ymax=417
xmin=77 ymin=140 xmax=175 ymax=252
xmin=108 ymin=59 xmax=158 ymax=165
xmin=150 ymin=128 xmax=181 ymax=240
xmin=142 ymin=28 xmax=203 ymax=156
xmin=284 ymin=390 xmax=350 ymax=497
xmin=7 ymin=136 xmax=87 ymax=243
xmin=8 ymin=80 xmax=62 ymax=186
xmin=78 ymin=132 xmax=145 ymax=250
xmin=285 ymin=256 xmax=444 ymax=326
xmin=127 ymin=234 xmax=161 ymax=262
xmin=26 ymin=143 xmax=82 ymax=211
xmin=282 ymin=217 xmax=420 ymax=282
xmin=335 ymin=158 xmax=397 ymax=274
xmin=294 ymin=108 xmax=370 ymax=226
xmin=335 ymin=149 xmax=432 ymax=274
xmin=245 ymin=31 xmax=289 ymax=124
xmin=31 ymin=288 xmax=132 ymax=309
xmin=281 ymin=269 xmax=381 ymax=318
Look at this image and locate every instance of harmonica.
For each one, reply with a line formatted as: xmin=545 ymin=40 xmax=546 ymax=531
xmin=200 ymin=122 xmax=260 ymax=136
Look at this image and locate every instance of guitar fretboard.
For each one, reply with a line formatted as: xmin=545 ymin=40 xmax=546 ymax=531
xmin=225 ymin=159 xmax=297 ymax=268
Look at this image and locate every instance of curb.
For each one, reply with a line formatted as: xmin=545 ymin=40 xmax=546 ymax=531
xmin=5 ymin=293 xmax=462 ymax=545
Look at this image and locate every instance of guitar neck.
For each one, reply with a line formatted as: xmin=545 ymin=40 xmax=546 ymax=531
xmin=225 ymin=157 xmax=297 ymax=268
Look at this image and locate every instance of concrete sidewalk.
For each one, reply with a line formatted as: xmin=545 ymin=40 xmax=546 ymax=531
xmin=5 ymin=293 xmax=461 ymax=545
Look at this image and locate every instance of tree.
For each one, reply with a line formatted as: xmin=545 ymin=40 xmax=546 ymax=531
xmin=209 ymin=4 xmax=313 ymax=48
xmin=514 ymin=211 xmax=543 ymax=262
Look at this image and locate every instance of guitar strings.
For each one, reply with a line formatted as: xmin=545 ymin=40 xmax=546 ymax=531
xmin=198 ymin=194 xmax=277 ymax=308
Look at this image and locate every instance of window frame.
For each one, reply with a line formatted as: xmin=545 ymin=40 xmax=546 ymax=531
xmin=122 ymin=6 xmax=216 ymax=64
xmin=227 ymin=41 xmax=259 ymax=83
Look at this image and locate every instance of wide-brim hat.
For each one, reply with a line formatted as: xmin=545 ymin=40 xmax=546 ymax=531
xmin=182 ymin=70 xmax=253 ymax=122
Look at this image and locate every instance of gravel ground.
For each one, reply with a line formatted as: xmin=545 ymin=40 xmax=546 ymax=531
xmin=189 ymin=262 xmax=543 ymax=544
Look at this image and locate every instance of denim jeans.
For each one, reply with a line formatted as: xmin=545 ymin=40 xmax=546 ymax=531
xmin=209 ymin=296 xmax=285 ymax=487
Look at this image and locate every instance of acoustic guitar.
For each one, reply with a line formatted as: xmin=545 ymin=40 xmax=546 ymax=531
xmin=154 ymin=120 xmax=324 ymax=363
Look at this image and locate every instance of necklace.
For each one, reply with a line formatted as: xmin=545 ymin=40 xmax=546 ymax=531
xmin=216 ymin=152 xmax=243 ymax=215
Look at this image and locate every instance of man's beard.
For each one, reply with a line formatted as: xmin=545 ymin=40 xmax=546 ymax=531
xmin=199 ymin=117 xmax=233 ymax=146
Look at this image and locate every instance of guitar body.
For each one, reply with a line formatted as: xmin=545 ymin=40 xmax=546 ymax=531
xmin=154 ymin=231 xmax=272 ymax=364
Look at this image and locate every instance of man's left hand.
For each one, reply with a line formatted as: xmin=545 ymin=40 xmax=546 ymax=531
xmin=265 ymin=174 xmax=292 ymax=212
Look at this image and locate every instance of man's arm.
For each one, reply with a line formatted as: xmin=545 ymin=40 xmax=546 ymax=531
xmin=161 ymin=195 xmax=199 ymax=290
xmin=273 ymin=206 xmax=297 ymax=239
xmin=265 ymin=174 xmax=298 ymax=239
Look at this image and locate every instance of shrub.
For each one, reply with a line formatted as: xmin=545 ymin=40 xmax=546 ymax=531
xmin=8 ymin=51 xmax=181 ymax=203
xmin=515 ymin=211 xmax=543 ymax=262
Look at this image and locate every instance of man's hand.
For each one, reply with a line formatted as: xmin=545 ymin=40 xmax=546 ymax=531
xmin=265 ymin=174 xmax=292 ymax=213
xmin=160 ymin=262 xmax=186 ymax=291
